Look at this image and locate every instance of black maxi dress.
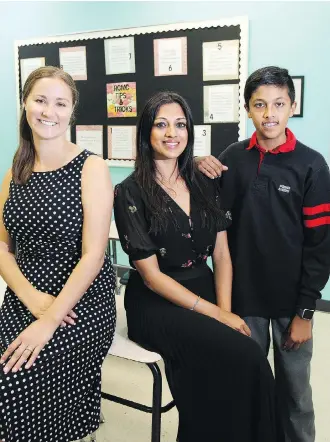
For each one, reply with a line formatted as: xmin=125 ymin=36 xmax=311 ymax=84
xmin=114 ymin=173 xmax=277 ymax=442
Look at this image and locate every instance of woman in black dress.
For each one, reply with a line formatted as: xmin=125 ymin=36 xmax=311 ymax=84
xmin=114 ymin=91 xmax=277 ymax=442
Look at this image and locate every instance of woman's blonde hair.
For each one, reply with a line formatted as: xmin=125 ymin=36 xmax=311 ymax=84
xmin=12 ymin=66 xmax=79 ymax=184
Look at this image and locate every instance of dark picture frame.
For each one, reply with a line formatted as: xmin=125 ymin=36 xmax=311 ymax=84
xmin=292 ymin=75 xmax=304 ymax=117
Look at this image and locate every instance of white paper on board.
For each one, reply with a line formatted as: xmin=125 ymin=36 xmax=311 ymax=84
xmin=76 ymin=125 xmax=103 ymax=156
xmin=154 ymin=37 xmax=187 ymax=76
xmin=203 ymin=40 xmax=239 ymax=81
xmin=59 ymin=46 xmax=87 ymax=80
xmin=108 ymin=126 xmax=136 ymax=159
xmin=20 ymin=57 xmax=45 ymax=88
xmin=194 ymin=125 xmax=211 ymax=157
xmin=204 ymin=84 xmax=239 ymax=123
xmin=104 ymin=37 xmax=136 ymax=75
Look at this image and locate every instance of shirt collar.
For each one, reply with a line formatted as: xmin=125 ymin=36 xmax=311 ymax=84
xmin=247 ymin=128 xmax=297 ymax=154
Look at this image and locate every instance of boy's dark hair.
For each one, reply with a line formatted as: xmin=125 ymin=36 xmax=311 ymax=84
xmin=244 ymin=66 xmax=295 ymax=109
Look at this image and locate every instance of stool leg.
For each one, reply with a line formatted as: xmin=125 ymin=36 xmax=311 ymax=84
xmin=147 ymin=363 xmax=162 ymax=442
xmin=116 ymin=284 xmax=122 ymax=296
xmin=99 ymin=411 xmax=105 ymax=424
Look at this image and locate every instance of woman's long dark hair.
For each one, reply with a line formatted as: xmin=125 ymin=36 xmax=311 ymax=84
xmin=135 ymin=91 xmax=224 ymax=233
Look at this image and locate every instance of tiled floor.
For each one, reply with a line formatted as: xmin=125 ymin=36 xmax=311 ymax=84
xmin=97 ymin=309 xmax=330 ymax=442
xmin=0 ymin=279 xmax=329 ymax=441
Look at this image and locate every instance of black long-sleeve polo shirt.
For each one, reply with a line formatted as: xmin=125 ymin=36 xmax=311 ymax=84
xmin=218 ymin=129 xmax=330 ymax=318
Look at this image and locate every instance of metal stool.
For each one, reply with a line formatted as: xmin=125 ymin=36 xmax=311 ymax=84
xmin=101 ymin=293 xmax=176 ymax=442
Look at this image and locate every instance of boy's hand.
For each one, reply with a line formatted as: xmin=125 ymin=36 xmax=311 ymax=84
xmin=195 ymin=155 xmax=228 ymax=179
xmin=283 ymin=316 xmax=312 ymax=351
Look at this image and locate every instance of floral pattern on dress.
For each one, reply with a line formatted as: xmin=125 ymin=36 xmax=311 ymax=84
xmin=128 ymin=205 xmax=137 ymax=213
xmin=114 ymin=176 xmax=230 ymax=274
xmin=159 ymin=248 xmax=167 ymax=257
xmin=225 ymin=210 xmax=232 ymax=221
xmin=181 ymin=259 xmax=193 ymax=268
xmin=197 ymin=245 xmax=213 ymax=262
xmin=124 ymin=234 xmax=130 ymax=250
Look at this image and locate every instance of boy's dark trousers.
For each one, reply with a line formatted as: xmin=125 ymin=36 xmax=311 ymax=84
xmin=243 ymin=316 xmax=315 ymax=442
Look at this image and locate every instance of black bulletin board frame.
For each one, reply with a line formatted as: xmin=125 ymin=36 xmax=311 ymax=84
xmin=14 ymin=18 xmax=249 ymax=168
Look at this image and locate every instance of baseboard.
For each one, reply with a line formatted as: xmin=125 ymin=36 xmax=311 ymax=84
xmin=316 ymin=299 xmax=330 ymax=313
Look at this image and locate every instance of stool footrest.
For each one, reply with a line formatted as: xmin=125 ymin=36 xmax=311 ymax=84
xmin=101 ymin=391 xmax=175 ymax=414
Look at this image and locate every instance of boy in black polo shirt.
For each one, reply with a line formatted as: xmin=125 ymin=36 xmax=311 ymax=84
xmin=197 ymin=66 xmax=330 ymax=442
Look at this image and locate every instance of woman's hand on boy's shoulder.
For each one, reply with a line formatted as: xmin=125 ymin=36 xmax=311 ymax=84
xmin=195 ymin=155 xmax=228 ymax=179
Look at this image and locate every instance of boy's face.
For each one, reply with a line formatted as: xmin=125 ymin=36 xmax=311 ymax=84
xmin=246 ymin=85 xmax=296 ymax=143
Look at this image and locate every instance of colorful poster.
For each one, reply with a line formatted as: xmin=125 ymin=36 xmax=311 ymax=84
xmin=107 ymin=82 xmax=137 ymax=118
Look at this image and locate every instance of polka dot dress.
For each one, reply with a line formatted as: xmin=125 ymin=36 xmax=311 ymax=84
xmin=0 ymin=150 xmax=116 ymax=442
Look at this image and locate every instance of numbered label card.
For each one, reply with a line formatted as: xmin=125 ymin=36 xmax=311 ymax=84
xmin=203 ymin=40 xmax=239 ymax=81
xmin=194 ymin=125 xmax=211 ymax=157
xmin=108 ymin=126 xmax=136 ymax=159
xmin=104 ymin=37 xmax=136 ymax=75
xmin=59 ymin=46 xmax=87 ymax=81
xmin=204 ymin=84 xmax=239 ymax=123
xmin=154 ymin=37 xmax=188 ymax=76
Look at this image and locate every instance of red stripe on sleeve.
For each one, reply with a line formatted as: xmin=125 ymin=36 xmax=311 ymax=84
xmin=303 ymin=203 xmax=330 ymax=215
xmin=304 ymin=216 xmax=330 ymax=228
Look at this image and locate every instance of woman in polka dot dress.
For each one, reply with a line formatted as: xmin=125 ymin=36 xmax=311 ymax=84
xmin=0 ymin=67 xmax=116 ymax=442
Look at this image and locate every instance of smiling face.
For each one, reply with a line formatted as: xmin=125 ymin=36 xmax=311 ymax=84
xmin=24 ymin=77 xmax=74 ymax=141
xmin=246 ymin=85 xmax=296 ymax=147
xmin=150 ymin=102 xmax=188 ymax=160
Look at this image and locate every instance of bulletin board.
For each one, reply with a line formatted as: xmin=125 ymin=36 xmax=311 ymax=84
xmin=14 ymin=17 xmax=249 ymax=167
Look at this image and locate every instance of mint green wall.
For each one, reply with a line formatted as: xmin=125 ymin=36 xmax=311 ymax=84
xmin=1 ymin=1 xmax=330 ymax=299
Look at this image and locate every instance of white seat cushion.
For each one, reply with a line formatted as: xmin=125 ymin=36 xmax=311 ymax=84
xmin=109 ymin=294 xmax=162 ymax=363
xmin=109 ymin=220 xmax=119 ymax=240
xmin=0 ymin=276 xmax=6 ymax=306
